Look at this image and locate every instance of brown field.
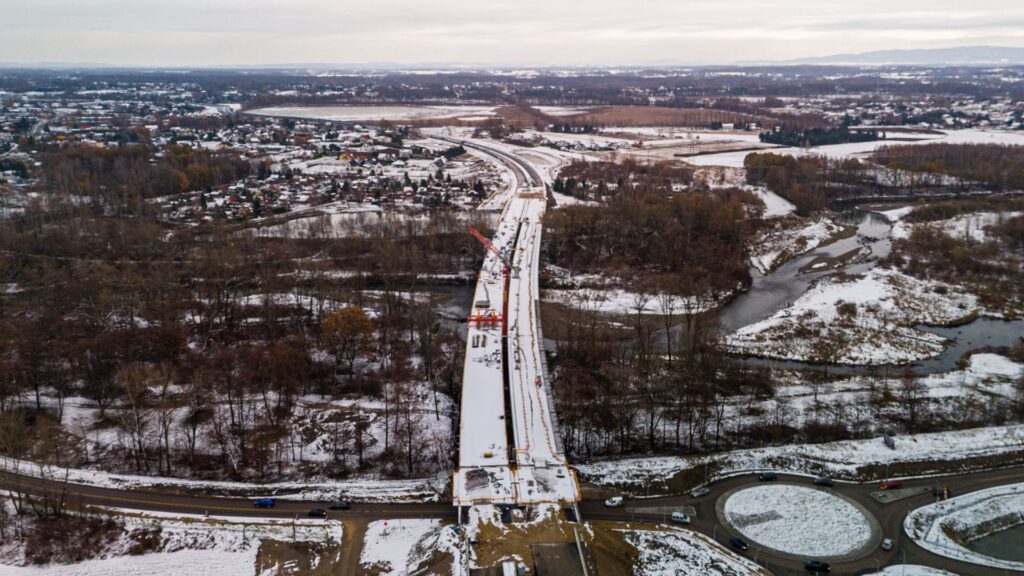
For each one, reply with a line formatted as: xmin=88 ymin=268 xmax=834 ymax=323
xmin=561 ymin=106 xmax=777 ymax=129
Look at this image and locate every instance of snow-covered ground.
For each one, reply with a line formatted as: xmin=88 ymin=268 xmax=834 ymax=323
xmin=534 ymin=106 xmax=593 ymax=117
xmin=685 ymin=129 xmax=1024 ymax=168
xmin=726 ymin=268 xmax=978 ymax=364
xmin=723 ymin=485 xmax=872 ymax=557
xmin=905 ymin=482 xmax=1024 ymax=571
xmin=577 ymin=424 xmax=1024 ymax=489
xmin=2 ymin=549 xmax=258 ymax=576
xmin=0 ymin=510 xmax=340 ymax=576
xmin=248 ymin=105 xmax=498 ymax=122
xmin=543 ymin=287 xmax=718 ymax=316
xmin=867 ymin=566 xmax=957 ymax=576
xmin=750 ymin=187 xmax=796 ymax=218
xmin=625 ymin=529 xmax=767 ymax=576
xmin=0 ymin=455 xmax=443 ymax=503
xmin=360 ymin=519 xmax=459 ymax=575
xmin=892 ymin=211 xmax=1021 ymax=242
xmin=748 ymin=218 xmax=844 ymax=274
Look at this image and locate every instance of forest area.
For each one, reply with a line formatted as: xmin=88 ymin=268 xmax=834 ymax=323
xmin=0 ymin=173 xmax=487 ymax=483
xmin=875 ymin=143 xmax=1024 ymax=190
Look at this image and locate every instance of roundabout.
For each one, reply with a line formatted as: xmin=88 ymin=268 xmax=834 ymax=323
xmin=716 ymin=482 xmax=883 ymax=561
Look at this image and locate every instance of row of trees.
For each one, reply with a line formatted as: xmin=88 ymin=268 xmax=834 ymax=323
xmin=544 ymin=190 xmax=750 ymax=296
xmin=875 ymin=143 xmax=1024 ymax=191
xmin=40 ymin=143 xmax=251 ymax=215
xmin=744 ymin=152 xmax=870 ymax=215
xmin=551 ymin=289 xmax=1024 ymax=459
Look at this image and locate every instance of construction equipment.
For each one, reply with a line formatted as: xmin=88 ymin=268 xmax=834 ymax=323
xmin=468 ymin=225 xmax=512 ymax=275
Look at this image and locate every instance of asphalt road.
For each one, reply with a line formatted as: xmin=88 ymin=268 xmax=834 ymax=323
xmin=0 ymin=469 xmax=456 ymax=522
xmin=581 ymin=466 xmax=1024 ymax=575
xmin=5 ymin=465 xmax=1023 ymax=574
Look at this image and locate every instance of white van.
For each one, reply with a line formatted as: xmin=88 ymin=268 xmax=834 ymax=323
xmin=671 ymin=512 xmax=692 ymax=524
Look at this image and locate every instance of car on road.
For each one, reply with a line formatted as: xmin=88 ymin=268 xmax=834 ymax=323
xmin=804 ymin=560 xmax=831 ymax=573
xmin=329 ymin=500 xmax=351 ymax=510
xmin=253 ymin=498 xmax=275 ymax=508
xmin=881 ymin=479 xmax=904 ymax=490
xmin=308 ymin=508 xmax=327 ymax=518
xmin=689 ymin=486 xmax=711 ymax=498
xmin=604 ymin=496 xmax=624 ymax=508
xmin=881 ymin=538 xmax=894 ymax=551
xmin=729 ymin=537 xmax=749 ymax=551
xmin=758 ymin=472 xmax=778 ymax=481
xmin=813 ymin=476 xmax=834 ymax=487
xmin=670 ymin=512 xmax=692 ymax=524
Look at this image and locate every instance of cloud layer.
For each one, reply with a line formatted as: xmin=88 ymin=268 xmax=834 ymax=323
xmin=3 ymin=0 xmax=1024 ymax=66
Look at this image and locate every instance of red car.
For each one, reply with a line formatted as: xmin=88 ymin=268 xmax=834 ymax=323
xmin=881 ymin=480 xmax=903 ymax=490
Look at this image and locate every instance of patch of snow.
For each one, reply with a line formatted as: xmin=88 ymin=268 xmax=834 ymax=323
xmin=867 ymin=566 xmax=957 ymax=576
xmin=894 ymin=211 xmax=1021 ymax=243
xmin=0 ymin=456 xmax=442 ymax=503
xmin=248 ymin=105 xmax=498 ymax=123
xmin=726 ymin=268 xmax=978 ymax=364
xmin=749 ymin=218 xmax=843 ymax=274
xmin=578 ymin=424 xmax=1024 ymax=488
xmin=750 ymin=187 xmax=796 ymax=218
xmin=724 ymin=485 xmax=872 ymax=557
xmin=360 ymin=519 xmax=445 ymax=575
xmin=543 ymin=288 xmax=718 ymax=316
xmin=905 ymin=482 xmax=1024 ymax=571
xmin=625 ymin=529 xmax=765 ymax=576
xmin=0 ymin=549 xmax=258 ymax=576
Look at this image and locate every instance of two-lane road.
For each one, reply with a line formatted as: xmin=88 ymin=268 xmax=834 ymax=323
xmin=582 ymin=465 xmax=1024 ymax=575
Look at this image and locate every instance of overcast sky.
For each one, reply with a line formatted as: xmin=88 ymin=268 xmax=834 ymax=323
xmin=3 ymin=0 xmax=1024 ymax=67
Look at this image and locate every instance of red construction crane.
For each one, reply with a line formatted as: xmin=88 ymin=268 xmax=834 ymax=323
xmin=466 ymin=225 xmax=510 ymax=327
xmin=467 ymin=225 xmax=512 ymax=275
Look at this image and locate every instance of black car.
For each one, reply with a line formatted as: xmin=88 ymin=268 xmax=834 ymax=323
xmin=329 ymin=500 xmax=351 ymax=510
xmin=758 ymin=472 xmax=778 ymax=482
xmin=308 ymin=508 xmax=327 ymax=518
xmin=814 ymin=476 xmax=834 ymax=487
xmin=729 ymin=537 xmax=749 ymax=551
xmin=805 ymin=560 xmax=831 ymax=573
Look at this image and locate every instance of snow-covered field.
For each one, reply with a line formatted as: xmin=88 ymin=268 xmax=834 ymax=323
xmin=0 ymin=455 xmax=443 ymax=503
xmin=726 ymin=268 xmax=978 ymax=364
xmin=905 ymin=482 xmax=1024 ymax=571
xmin=248 ymin=105 xmax=498 ymax=122
xmin=0 ymin=510 xmax=340 ymax=576
xmin=577 ymin=424 xmax=1024 ymax=489
xmin=892 ymin=211 xmax=1021 ymax=242
xmin=534 ymin=106 xmax=593 ymax=117
xmin=625 ymin=529 xmax=767 ymax=576
xmin=2 ymin=549 xmax=258 ymax=576
xmin=749 ymin=218 xmax=844 ymax=274
xmin=750 ymin=187 xmax=796 ymax=218
xmin=543 ymin=287 xmax=718 ymax=316
xmin=685 ymin=129 xmax=1024 ymax=167
xmin=723 ymin=485 xmax=873 ymax=557
xmin=360 ymin=519 xmax=459 ymax=575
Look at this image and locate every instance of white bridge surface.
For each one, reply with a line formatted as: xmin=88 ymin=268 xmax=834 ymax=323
xmin=450 ymin=137 xmax=579 ymax=507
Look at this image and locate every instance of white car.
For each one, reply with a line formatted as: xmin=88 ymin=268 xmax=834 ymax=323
xmin=671 ymin=512 xmax=692 ymax=524
xmin=881 ymin=538 xmax=894 ymax=551
xmin=604 ymin=496 xmax=624 ymax=507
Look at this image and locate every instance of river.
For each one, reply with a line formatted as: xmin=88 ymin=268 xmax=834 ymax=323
xmin=718 ymin=207 xmax=1023 ymax=375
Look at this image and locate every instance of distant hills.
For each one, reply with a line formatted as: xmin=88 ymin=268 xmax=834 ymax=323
xmin=767 ymin=46 xmax=1024 ymax=66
